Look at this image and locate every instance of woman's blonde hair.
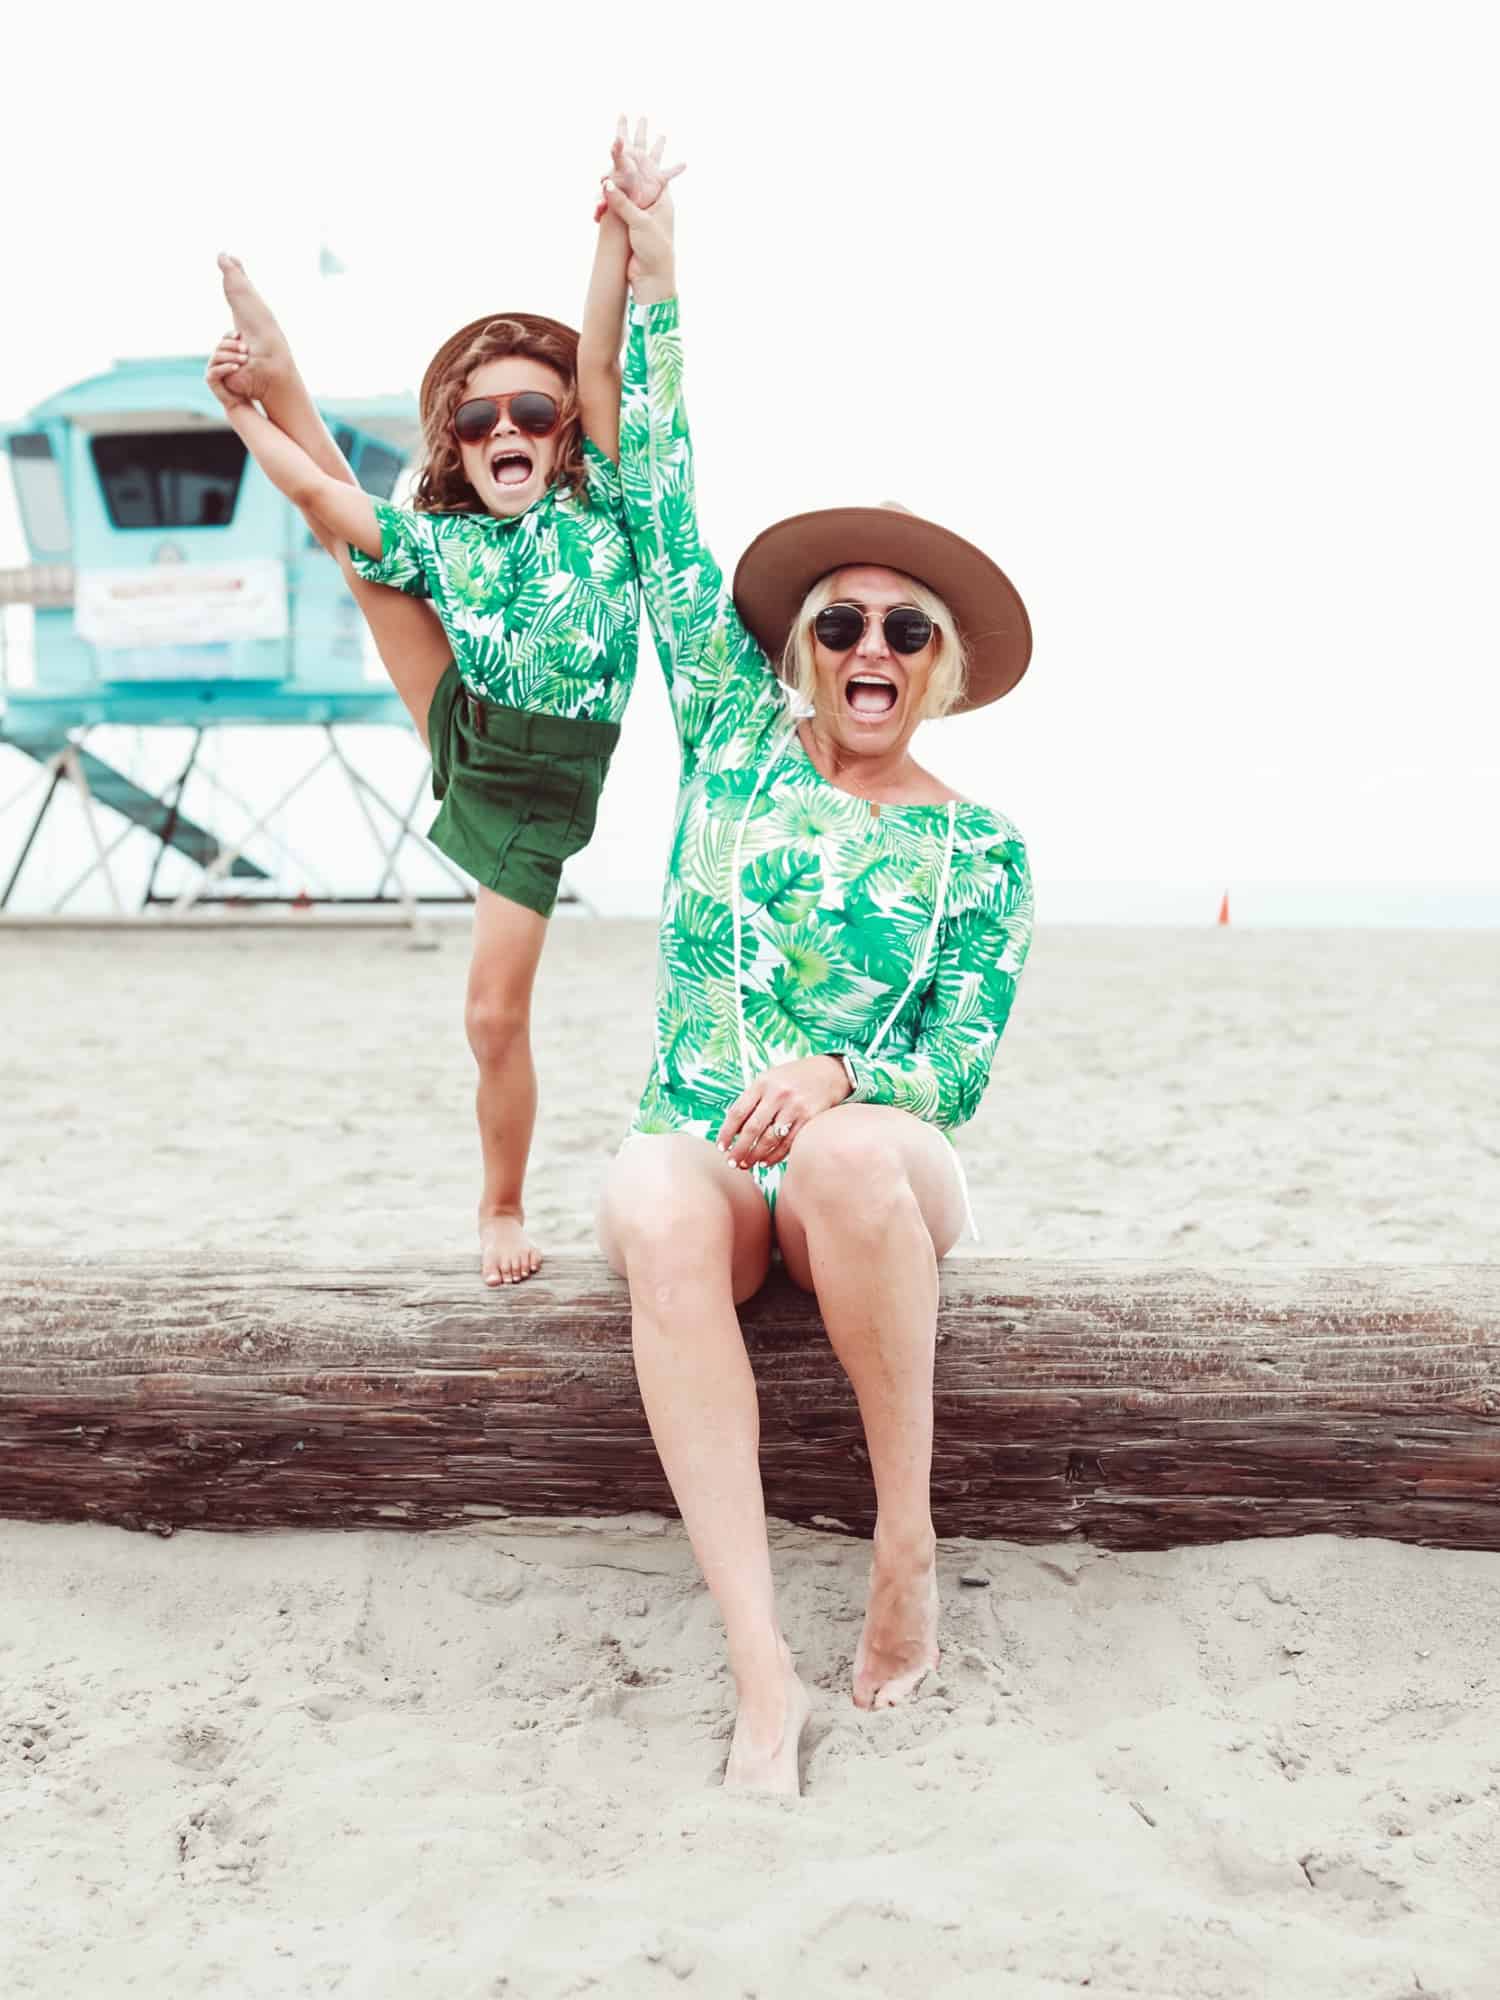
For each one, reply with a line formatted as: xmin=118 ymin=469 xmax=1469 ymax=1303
xmin=779 ymin=571 xmax=970 ymax=721
xmin=411 ymin=318 xmax=587 ymax=515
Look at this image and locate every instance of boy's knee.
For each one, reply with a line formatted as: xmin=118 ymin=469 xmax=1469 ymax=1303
xmin=465 ymin=995 xmax=529 ymax=1070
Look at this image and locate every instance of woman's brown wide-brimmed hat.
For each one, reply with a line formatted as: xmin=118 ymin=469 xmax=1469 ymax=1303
xmin=418 ymin=313 xmax=581 ymax=435
xmin=733 ymin=503 xmax=1032 ymax=712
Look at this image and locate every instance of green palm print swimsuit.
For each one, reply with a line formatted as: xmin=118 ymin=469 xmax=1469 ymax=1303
xmin=617 ymin=298 xmax=1034 ymax=1216
xmin=350 ymin=440 xmax=640 ymax=723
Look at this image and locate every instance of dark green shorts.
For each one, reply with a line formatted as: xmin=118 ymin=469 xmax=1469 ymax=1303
xmin=425 ymin=663 xmax=620 ymax=917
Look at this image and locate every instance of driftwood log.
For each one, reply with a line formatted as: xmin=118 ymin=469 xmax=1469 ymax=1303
xmin=2 ymin=1256 xmax=1498 ymax=1550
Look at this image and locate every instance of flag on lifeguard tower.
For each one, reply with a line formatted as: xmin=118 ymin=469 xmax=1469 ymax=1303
xmin=1217 ymin=891 xmax=1231 ymax=926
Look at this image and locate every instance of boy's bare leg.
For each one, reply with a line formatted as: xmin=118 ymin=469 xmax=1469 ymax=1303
xmin=215 ymin=261 xmax=536 ymax=1282
xmin=216 ymin=257 xmax=450 ymax=740
xmin=467 ymin=889 xmax=549 ymax=1285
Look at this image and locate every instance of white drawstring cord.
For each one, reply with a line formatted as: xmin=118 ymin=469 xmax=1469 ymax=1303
xmin=947 ymin=1145 xmax=981 ymax=1244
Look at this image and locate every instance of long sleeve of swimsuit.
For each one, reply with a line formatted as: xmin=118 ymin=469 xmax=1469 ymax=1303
xmin=618 ymin=297 xmax=772 ymax=772
xmin=841 ymin=824 xmax=1035 ymax=1129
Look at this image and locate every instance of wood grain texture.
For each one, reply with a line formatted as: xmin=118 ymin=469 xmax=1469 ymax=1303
xmin=2 ymin=1257 xmax=1498 ymax=1548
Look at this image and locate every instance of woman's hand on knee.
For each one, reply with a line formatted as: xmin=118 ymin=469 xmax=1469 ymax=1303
xmin=717 ymin=1057 xmax=852 ymax=1171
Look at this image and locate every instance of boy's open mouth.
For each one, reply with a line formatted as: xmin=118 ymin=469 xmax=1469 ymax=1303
xmin=490 ymin=450 xmax=534 ymax=487
xmin=845 ymin=673 xmax=898 ymax=716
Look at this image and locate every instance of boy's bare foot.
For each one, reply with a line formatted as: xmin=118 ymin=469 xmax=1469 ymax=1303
xmin=852 ymin=1530 xmax=940 ymax=1710
xmin=724 ymin=1638 xmax=811 ymax=1798
xmin=216 ymin=253 xmax=295 ymax=404
xmin=479 ymin=1211 xmax=541 ymax=1288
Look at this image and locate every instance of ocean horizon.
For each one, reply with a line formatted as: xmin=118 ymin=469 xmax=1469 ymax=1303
xmin=1029 ymin=881 xmax=1500 ymax=930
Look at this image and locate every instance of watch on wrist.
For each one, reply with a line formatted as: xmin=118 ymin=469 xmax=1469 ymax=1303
xmin=833 ymin=1052 xmax=861 ymax=1100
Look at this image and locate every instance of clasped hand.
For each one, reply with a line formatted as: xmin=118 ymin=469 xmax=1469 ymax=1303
xmin=716 ymin=1056 xmax=853 ymax=1173
xmin=596 ymin=115 xmax=680 ymax=298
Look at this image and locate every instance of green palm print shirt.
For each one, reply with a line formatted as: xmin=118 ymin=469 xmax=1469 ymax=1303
xmin=349 ymin=439 xmax=640 ymax=724
xmin=618 ymin=297 xmax=1033 ymax=1165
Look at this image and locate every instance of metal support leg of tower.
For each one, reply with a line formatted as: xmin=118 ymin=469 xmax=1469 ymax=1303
xmin=323 ymin=727 xmax=417 ymax=923
xmin=140 ymin=731 xmax=204 ymax=910
xmin=327 ymin=730 xmax=476 ymax=905
xmin=1 ymin=758 xmax=66 ymax=910
xmin=170 ymin=743 xmax=339 ymax=914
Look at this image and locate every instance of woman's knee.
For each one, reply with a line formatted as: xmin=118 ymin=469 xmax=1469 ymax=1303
xmin=785 ymin=1112 xmax=914 ymax=1229
xmin=607 ymin=1157 xmax=723 ymax=1264
xmin=599 ymin=1141 xmax=766 ymax=1304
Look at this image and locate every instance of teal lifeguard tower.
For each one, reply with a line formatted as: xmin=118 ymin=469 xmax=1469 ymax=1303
xmin=0 ymin=355 xmax=471 ymax=915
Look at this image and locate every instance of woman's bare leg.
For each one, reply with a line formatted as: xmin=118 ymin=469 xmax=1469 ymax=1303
xmin=598 ymin=1136 xmax=812 ymax=1795
xmin=774 ymin=1107 xmax=966 ymax=1710
xmin=216 ymin=255 xmax=450 ymax=740
xmin=467 ymin=888 xmax=551 ymax=1285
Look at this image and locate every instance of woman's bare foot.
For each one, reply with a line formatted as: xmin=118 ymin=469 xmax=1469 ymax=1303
xmin=216 ymin=253 xmax=294 ymax=403
xmin=852 ymin=1530 xmax=941 ymax=1710
xmin=724 ymin=1637 xmax=811 ymax=1797
xmin=479 ymin=1210 xmax=541 ymax=1288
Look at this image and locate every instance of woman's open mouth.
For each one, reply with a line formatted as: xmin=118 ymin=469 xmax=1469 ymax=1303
xmin=490 ymin=449 xmax=534 ymax=487
xmin=845 ymin=673 xmax=898 ymax=717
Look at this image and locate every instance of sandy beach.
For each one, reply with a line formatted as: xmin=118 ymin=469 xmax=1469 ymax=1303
xmin=3 ymin=921 xmax=1498 ymax=1997
xmin=6 ymin=920 xmax=1496 ymax=1267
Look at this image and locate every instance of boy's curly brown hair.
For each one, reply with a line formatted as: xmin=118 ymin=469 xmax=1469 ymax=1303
xmin=411 ymin=316 xmax=588 ymax=515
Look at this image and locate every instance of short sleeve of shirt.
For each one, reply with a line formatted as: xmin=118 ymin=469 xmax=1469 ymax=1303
xmin=349 ymin=501 xmax=435 ymax=599
xmin=580 ymin=436 xmax=627 ymax=530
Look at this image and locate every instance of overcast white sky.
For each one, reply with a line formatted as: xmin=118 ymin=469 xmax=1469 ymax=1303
xmin=2 ymin=0 xmax=1496 ymax=916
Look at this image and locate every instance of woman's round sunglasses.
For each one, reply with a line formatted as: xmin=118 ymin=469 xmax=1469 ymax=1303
xmin=452 ymin=390 xmax=561 ymax=444
xmin=813 ymin=602 xmax=935 ymax=656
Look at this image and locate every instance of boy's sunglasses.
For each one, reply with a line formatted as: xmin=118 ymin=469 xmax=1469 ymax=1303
xmin=813 ymin=602 xmax=935 ymax=656
xmin=452 ymin=391 xmax=561 ymax=444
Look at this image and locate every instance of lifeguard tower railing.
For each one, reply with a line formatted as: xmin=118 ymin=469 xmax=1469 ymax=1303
xmin=0 ymin=357 xmax=475 ymax=919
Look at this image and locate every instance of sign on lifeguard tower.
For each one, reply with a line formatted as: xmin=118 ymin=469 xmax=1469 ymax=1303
xmin=76 ymin=558 xmax=289 ymax=657
xmin=0 ymin=354 xmax=469 ymax=916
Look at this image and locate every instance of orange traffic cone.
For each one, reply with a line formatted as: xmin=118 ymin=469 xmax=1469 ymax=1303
xmin=1217 ymin=891 xmax=1230 ymax=926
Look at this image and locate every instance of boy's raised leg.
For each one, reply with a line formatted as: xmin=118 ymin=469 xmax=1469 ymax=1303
xmin=218 ymin=255 xmax=351 ymax=487
xmin=215 ymin=255 xmax=451 ymax=741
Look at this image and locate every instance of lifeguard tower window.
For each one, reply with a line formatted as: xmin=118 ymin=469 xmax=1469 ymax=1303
xmin=90 ymin=431 xmax=248 ymax=531
xmin=10 ymin=433 xmax=72 ymax=558
xmin=355 ymin=443 xmax=402 ymax=501
xmin=306 ymin=433 xmax=404 ymax=548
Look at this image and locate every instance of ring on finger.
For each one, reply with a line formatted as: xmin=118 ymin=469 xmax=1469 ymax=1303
xmin=772 ymin=1122 xmax=792 ymax=1139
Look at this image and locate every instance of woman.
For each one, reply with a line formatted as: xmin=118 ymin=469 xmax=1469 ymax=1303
xmin=598 ymin=173 xmax=1034 ymax=1797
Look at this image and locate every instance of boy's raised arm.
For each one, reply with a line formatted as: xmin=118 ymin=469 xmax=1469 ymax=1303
xmin=577 ymin=116 xmax=684 ymax=462
xmin=578 ymin=215 xmax=631 ymax=462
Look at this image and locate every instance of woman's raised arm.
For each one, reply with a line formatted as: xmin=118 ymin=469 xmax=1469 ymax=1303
xmin=605 ymin=181 xmax=772 ymax=768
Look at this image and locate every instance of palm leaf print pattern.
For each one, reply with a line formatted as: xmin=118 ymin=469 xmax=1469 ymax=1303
xmin=618 ymin=298 xmax=1034 ymax=1196
xmin=348 ymin=440 xmax=641 ymax=723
